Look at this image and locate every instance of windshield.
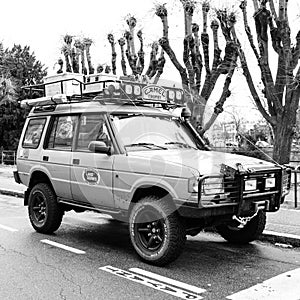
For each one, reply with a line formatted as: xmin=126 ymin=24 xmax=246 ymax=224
xmin=112 ymin=114 xmax=200 ymax=151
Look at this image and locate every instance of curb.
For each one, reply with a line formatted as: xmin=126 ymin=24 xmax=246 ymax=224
xmin=0 ymin=188 xmax=24 ymax=198
xmin=260 ymin=230 xmax=300 ymax=247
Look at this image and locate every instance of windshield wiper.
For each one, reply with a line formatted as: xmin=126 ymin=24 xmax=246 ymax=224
xmin=164 ymin=142 xmax=196 ymax=149
xmin=125 ymin=143 xmax=167 ymax=150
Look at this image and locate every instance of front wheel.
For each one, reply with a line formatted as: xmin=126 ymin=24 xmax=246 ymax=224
xmin=28 ymin=183 xmax=64 ymax=234
xmin=216 ymin=210 xmax=266 ymax=244
xmin=129 ymin=196 xmax=186 ymax=266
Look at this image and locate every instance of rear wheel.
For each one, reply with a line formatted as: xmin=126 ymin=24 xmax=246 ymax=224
xmin=216 ymin=210 xmax=266 ymax=244
xmin=129 ymin=196 xmax=186 ymax=266
xmin=28 ymin=183 xmax=63 ymax=234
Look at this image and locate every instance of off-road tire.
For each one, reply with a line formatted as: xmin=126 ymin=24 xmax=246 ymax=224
xmin=129 ymin=196 xmax=186 ymax=266
xmin=216 ymin=210 xmax=266 ymax=244
xmin=28 ymin=183 xmax=63 ymax=234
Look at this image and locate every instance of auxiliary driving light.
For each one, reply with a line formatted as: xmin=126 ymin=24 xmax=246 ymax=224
xmin=244 ymin=179 xmax=257 ymax=191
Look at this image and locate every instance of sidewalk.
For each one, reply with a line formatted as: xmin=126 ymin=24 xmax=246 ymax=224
xmin=1 ymin=165 xmax=300 ymax=247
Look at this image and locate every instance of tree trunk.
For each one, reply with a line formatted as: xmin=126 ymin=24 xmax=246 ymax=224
xmin=272 ymin=114 xmax=295 ymax=164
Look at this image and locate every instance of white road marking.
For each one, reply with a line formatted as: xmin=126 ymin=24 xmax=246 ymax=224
xmin=100 ymin=265 xmax=203 ymax=299
xmin=40 ymin=239 xmax=86 ymax=254
xmin=130 ymin=267 xmax=206 ymax=295
xmin=226 ymin=267 xmax=300 ymax=300
xmin=263 ymin=230 xmax=300 ymax=240
xmin=0 ymin=224 xmax=18 ymax=232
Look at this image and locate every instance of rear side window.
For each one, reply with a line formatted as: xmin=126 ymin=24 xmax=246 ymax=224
xmin=22 ymin=118 xmax=46 ymax=148
xmin=46 ymin=115 xmax=77 ymax=151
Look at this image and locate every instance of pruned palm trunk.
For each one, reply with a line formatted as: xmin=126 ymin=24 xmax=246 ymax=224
xmin=83 ymin=38 xmax=94 ymax=75
xmin=118 ymin=38 xmax=127 ymax=76
xmin=63 ymin=35 xmax=74 ymax=73
xmin=61 ymin=45 xmax=72 ymax=73
xmin=107 ymin=34 xmax=116 ymax=75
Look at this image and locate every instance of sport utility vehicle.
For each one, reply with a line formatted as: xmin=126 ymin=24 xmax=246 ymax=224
xmin=14 ymin=74 xmax=291 ymax=266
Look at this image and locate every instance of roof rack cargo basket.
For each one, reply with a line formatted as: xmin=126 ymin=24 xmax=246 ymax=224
xmin=21 ymin=73 xmax=186 ymax=108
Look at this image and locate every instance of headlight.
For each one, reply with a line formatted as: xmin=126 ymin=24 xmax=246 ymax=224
xmin=265 ymin=177 xmax=276 ymax=188
xmin=188 ymin=177 xmax=199 ymax=193
xmin=244 ymin=179 xmax=257 ymax=191
xmin=202 ymin=177 xmax=224 ymax=195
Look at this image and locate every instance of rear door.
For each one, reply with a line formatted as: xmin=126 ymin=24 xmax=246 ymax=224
xmin=70 ymin=113 xmax=115 ymax=209
xmin=42 ymin=114 xmax=78 ymax=200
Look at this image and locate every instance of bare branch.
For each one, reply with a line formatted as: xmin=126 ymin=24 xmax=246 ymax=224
xmin=268 ymin=17 xmax=281 ymax=53
xmin=159 ymin=37 xmax=189 ymax=91
xmin=146 ymin=42 xmax=158 ymax=78
xmin=183 ymin=35 xmax=196 ymax=88
xmin=240 ymin=1 xmax=260 ymax=60
xmin=252 ymin=6 xmax=283 ymax=112
xmin=156 ymin=5 xmax=189 ymax=91
xmin=136 ymin=30 xmax=145 ymax=75
xmin=201 ymin=52 xmax=238 ymax=134
xmin=153 ymin=49 xmax=166 ymax=84
xmin=254 ymin=7 xmax=271 ymax=65
xmin=252 ymin=0 xmax=259 ymax=11
xmin=181 ymin=0 xmax=195 ymax=36
xmin=124 ymin=31 xmax=137 ymax=75
xmin=155 ymin=4 xmax=168 ymax=38
xmin=200 ymin=1 xmax=211 ymax=79
xmin=202 ymin=1 xmax=210 ymax=33
xmin=268 ymin=0 xmax=278 ymax=22
xmin=210 ymin=20 xmax=222 ymax=72
xmin=126 ymin=16 xmax=138 ymax=75
xmin=291 ymin=31 xmax=300 ymax=69
xmin=192 ymin=23 xmax=203 ymax=93
xmin=237 ymin=43 xmax=275 ymax=125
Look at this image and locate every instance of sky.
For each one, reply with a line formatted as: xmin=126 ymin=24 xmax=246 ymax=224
xmin=1 ymin=0 xmax=299 ymax=123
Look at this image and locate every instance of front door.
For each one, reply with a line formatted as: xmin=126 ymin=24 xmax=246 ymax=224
xmin=70 ymin=113 xmax=114 ymax=209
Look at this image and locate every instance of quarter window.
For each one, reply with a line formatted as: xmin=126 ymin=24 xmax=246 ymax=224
xmin=22 ymin=118 xmax=46 ymax=148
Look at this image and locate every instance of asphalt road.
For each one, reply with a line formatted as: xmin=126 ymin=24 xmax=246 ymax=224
xmin=1 ymin=194 xmax=300 ymax=300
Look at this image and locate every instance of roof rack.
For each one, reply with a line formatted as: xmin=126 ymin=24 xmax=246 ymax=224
xmin=21 ymin=73 xmax=186 ymax=108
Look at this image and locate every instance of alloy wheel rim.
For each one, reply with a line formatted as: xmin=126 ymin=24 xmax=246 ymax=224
xmin=134 ymin=209 xmax=165 ymax=252
xmin=31 ymin=192 xmax=47 ymax=225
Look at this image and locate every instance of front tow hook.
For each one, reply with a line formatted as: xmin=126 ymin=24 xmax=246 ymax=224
xmin=232 ymin=209 xmax=260 ymax=229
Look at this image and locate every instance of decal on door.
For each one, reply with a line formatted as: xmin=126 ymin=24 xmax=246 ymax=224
xmin=82 ymin=168 xmax=100 ymax=185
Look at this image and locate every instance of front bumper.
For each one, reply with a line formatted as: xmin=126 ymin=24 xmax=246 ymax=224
xmin=179 ymin=165 xmax=291 ymax=219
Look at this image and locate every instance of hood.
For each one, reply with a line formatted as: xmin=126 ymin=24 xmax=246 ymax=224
xmin=129 ymin=149 xmax=278 ymax=175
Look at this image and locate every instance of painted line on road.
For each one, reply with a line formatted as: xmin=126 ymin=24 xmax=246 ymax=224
xmin=226 ymin=267 xmax=300 ymax=300
xmin=263 ymin=230 xmax=300 ymax=240
xmin=100 ymin=265 xmax=203 ymax=299
xmin=129 ymin=267 xmax=206 ymax=295
xmin=40 ymin=239 xmax=86 ymax=254
xmin=0 ymin=224 xmax=18 ymax=232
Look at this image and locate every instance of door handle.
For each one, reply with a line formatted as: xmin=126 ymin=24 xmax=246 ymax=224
xmin=73 ymin=158 xmax=80 ymax=165
xmin=43 ymin=156 xmax=49 ymax=161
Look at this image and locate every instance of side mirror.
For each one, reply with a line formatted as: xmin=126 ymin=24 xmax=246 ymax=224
xmin=88 ymin=141 xmax=111 ymax=155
